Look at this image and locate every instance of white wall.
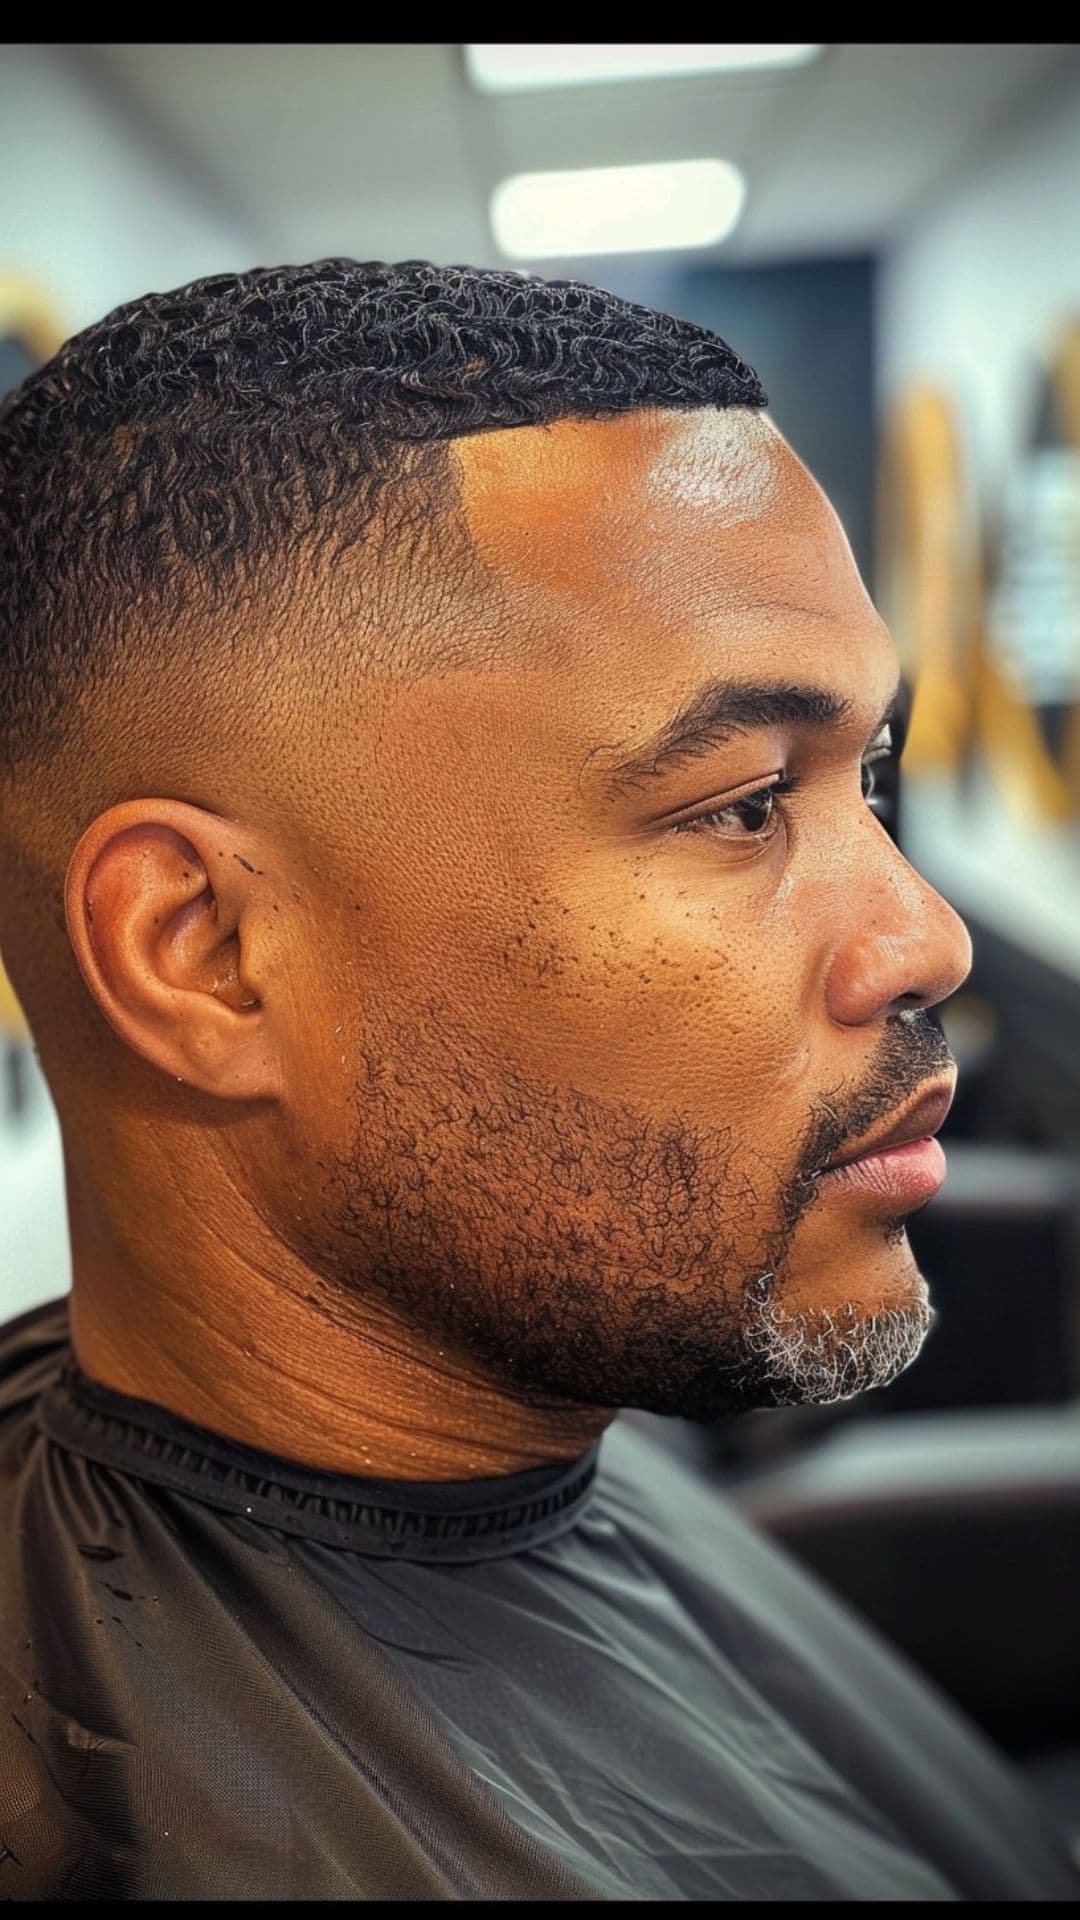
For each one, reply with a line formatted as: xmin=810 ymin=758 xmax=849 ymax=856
xmin=0 ymin=1055 xmax=70 ymax=1322
xmin=878 ymin=66 xmax=1080 ymax=495
xmin=0 ymin=43 xmax=256 ymax=336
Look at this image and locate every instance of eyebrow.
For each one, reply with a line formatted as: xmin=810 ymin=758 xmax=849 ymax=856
xmin=588 ymin=676 xmax=900 ymax=803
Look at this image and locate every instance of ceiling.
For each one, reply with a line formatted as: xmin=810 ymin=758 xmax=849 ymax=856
xmin=74 ymin=42 xmax=1080 ymax=270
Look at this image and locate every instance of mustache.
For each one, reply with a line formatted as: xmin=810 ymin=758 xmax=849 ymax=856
xmin=798 ymin=1011 xmax=955 ymax=1185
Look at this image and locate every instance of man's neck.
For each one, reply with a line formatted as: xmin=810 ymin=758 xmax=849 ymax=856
xmin=68 ymin=1233 xmax=610 ymax=1482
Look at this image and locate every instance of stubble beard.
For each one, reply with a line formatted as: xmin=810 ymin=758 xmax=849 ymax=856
xmin=307 ymin=1004 xmax=945 ymax=1422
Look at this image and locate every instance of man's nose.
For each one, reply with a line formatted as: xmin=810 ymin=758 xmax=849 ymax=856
xmin=823 ymin=835 xmax=973 ymax=1029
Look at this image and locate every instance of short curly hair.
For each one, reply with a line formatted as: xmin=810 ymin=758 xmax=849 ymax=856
xmin=0 ymin=259 xmax=767 ymax=773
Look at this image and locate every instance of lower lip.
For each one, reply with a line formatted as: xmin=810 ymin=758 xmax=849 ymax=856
xmin=819 ymin=1136 xmax=947 ymax=1208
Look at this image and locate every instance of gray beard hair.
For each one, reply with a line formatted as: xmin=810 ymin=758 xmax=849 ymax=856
xmin=740 ymin=1276 xmax=934 ymax=1406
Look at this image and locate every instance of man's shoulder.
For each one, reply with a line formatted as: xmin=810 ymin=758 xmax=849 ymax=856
xmin=594 ymin=1410 xmax=875 ymax=1650
xmin=594 ymin=1411 xmax=802 ymax=1603
xmin=0 ymin=1294 xmax=70 ymax=1421
xmin=599 ymin=1411 xmax=749 ymax=1537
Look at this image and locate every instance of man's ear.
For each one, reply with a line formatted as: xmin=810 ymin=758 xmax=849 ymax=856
xmin=64 ymin=798 xmax=284 ymax=1101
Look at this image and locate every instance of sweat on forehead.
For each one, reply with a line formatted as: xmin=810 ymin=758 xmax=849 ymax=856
xmin=449 ymin=407 xmax=840 ymax=630
xmin=454 ymin=407 xmax=780 ymax=529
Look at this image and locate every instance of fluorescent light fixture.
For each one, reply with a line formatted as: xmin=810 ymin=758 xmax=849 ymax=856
xmin=466 ymin=44 xmax=823 ymax=93
xmin=491 ymin=159 xmax=746 ymax=260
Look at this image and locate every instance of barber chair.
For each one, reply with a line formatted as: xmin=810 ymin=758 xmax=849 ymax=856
xmin=729 ymin=1405 xmax=1080 ymax=1854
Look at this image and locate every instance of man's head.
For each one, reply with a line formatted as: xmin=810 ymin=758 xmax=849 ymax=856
xmin=0 ymin=262 xmax=970 ymax=1463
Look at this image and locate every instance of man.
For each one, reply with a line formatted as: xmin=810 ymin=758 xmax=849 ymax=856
xmin=0 ymin=261 xmax=1073 ymax=1900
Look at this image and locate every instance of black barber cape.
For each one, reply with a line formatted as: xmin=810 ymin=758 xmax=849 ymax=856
xmin=1 ymin=1299 xmax=1077 ymax=1901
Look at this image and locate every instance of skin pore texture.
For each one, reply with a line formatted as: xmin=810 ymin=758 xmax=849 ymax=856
xmin=12 ymin=405 xmax=972 ymax=1479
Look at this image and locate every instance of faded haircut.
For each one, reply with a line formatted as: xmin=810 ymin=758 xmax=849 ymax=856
xmin=0 ymin=259 xmax=767 ymax=775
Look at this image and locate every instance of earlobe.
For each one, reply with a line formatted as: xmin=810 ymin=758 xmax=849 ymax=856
xmin=64 ymin=800 xmax=282 ymax=1103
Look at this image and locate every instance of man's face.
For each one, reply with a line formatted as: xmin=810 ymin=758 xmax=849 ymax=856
xmin=281 ymin=406 xmax=971 ymax=1419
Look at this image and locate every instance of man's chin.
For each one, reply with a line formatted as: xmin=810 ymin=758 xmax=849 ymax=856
xmin=731 ymin=1266 xmax=935 ymax=1411
xmin=615 ymin=1267 xmax=935 ymax=1423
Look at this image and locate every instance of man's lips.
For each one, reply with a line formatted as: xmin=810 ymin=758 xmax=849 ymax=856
xmin=818 ymin=1078 xmax=957 ymax=1176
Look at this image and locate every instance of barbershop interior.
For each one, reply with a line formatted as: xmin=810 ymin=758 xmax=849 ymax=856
xmin=2 ymin=43 xmax=1079 ymax=1852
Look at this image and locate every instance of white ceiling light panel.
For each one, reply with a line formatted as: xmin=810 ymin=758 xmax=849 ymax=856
xmin=491 ymin=159 xmax=747 ymax=259
xmin=466 ymin=44 xmax=824 ymax=93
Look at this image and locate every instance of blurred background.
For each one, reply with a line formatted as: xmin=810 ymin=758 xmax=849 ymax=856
xmin=2 ymin=41 xmax=1079 ymax=1796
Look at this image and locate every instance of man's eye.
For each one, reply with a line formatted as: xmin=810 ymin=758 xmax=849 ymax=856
xmin=861 ymin=751 xmax=890 ymax=809
xmin=673 ymin=780 xmax=792 ymax=841
xmin=672 ymin=745 xmax=891 ymax=846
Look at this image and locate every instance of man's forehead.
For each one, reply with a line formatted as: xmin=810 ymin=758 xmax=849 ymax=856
xmin=452 ymin=406 xmax=787 ymax=543
xmin=448 ymin=405 xmax=876 ymax=647
xmin=313 ymin=410 xmax=893 ymax=847
xmin=346 ymin=409 xmax=894 ymax=827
